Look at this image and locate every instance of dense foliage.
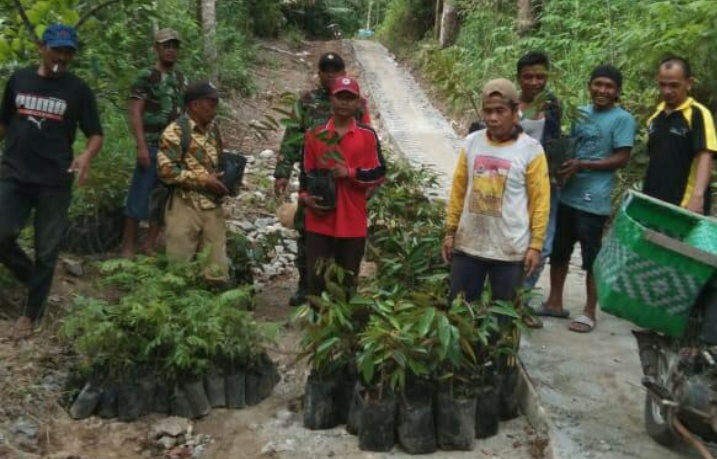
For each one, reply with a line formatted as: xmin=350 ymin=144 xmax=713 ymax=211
xmin=0 ymin=0 xmax=258 ymax=218
xmin=379 ymin=0 xmax=717 ymax=208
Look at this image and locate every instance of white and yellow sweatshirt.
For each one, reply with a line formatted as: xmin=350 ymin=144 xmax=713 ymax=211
xmin=446 ymin=130 xmax=550 ymax=262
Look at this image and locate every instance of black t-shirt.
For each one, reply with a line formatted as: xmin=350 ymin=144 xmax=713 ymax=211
xmin=0 ymin=67 xmax=103 ymax=187
xmin=643 ymin=99 xmax=717 ymax=214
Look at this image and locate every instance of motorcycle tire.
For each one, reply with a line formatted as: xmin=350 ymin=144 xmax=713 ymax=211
xmin=644 ymin=392 xmax=678 ymax=446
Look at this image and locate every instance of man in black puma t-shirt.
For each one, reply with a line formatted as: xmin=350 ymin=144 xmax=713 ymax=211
xmin=0 ymin=24 xmax=103 ymax=339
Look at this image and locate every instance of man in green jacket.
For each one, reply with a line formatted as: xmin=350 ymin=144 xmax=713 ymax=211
xmin=274 ymin=52 xmax=370 ymax=306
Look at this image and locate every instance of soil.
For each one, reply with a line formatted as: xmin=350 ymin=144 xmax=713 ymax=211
xmin=0 ymin=38 xmax=543 ymax=459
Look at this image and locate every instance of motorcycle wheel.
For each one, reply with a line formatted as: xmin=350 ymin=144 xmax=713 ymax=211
xmin=644 ymin=353 xmax=678 ymax=446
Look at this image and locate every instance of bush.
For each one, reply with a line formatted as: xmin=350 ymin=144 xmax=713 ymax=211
xmin=376 ymin=0 xmax=434 ymax=53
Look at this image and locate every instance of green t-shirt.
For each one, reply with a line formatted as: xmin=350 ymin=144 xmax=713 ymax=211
xmin=129 ymin=67 xmax=186 ymax=144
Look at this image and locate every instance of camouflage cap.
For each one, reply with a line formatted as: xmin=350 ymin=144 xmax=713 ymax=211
xmin=154 ymin=28 xmax=181 ymax=44
xmin=482 ymin=78 xmax=520 ymax=105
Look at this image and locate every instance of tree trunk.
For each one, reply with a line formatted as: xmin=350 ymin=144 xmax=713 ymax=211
xmin=438 ymin=0 xmax=458 ymax=48
xmin=434 ymin=0 xmax=443 ymax=40
xmin=517 ymin=0 xmax=535 ymax=36
xmin=201 ymin=0 xmax=217 ymax=81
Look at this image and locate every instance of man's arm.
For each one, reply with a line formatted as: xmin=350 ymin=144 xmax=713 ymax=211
xmin=684 ymin=105 xmax=717 ymax=213
xmin=442 ymin=148 xmax=469 ymax=263
xmin=346 ymin=130 xmax=386 ymax=188
xmin=129 ymin=98 xmax=150 ymax=168
xmin=685 ymin=151 xmax=713 ymax=213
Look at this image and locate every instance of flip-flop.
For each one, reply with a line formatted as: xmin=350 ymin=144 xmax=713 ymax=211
xmin=534 ymin=304 xmax=570 ymax=319
xmin=523 ymin=314 xmax=543 ymax=329
xmin=569 ymin=314 xmax=596 ymax=333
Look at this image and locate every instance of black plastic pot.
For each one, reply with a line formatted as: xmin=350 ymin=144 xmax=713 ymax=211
xmin=170 ymin=386 xmax=193 ymax=419
xmin=97 ymin=383 xmax=119 ymax=419
xmin=153 ymin=383 xmax=170 ymax=415
xmin=497 ymin=367 xmax=520 ymax=421
xmin=303 ymin=377 xmax=338 ymax=430
xmin=63 ymin=207 xmax=124 ymax=255
xmin=183 ymin=379 xmax=211 ymax=419
xmin=436 ymin=388 xmax=477 ymax=451
xmin=358 ymin=392 xmax=397 ymax=452
xmin=334 ymin=374 xmax=357 ymax=425
xmin=225 ymin=372 xmax=246 ymax=409
xmin=70 ymin=381 xmax=102 ymax=420
xmin=205 ymin=373 xmax=227 ymax=408
xmin=138 ymin=374 xmax=157 ymax=416
xmin=118 ymin=379 xmax=141 ymax=422
xmin=397 ymin=396 xmax=437 ymax=454
xmin=246 ymin=354 xmax=279 ymax=406
xmin=475 ymin=385 xmax=500 ymax=439
xmin=345 ymin=383 xmax=364 ymax=436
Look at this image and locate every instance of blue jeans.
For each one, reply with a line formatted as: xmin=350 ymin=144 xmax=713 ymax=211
xmin=448 ymin=252 xmax=523 ymax=304
xmin=124 ymin=144 xmax=158 ymax=221
xmin=522 ymin=184 xmax=559 ymax=292
xmin=0 ymin=179 xmax=72 ymax=321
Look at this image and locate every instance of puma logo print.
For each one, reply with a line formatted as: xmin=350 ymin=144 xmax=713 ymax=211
xmin=28 ymin=116 xmax=46 ymax=129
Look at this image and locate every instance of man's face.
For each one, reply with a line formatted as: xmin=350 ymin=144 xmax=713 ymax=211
xmin=518 ymin=64 xmax=548 ymax=102
xmin=155 ymin=40 xmax=180 ymax=66
xmin=40 ymin=45 xmax=76 ymax=76
xmin=319 ymin=66 xmax=345 ymax=91
xmin=482 ymin=96 xmax=519 ymax=139
xmin=658 ymin=64 xmax=692 ymax=109
xmin=589 ymin=77 xmax=619 ymax=110
xmin=331 ymin=91 xmax=360 ymax=118
xmin=191 ymin=98 xmax=219 ymax=125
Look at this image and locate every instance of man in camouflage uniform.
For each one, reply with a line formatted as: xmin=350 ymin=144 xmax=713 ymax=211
xmin=121 ymin=28 xmax=186 ymax=258
xmin=157 ymin=81 xmax=229 ymax=282
xmin=274 ymin=52 xmax=370 ymax=306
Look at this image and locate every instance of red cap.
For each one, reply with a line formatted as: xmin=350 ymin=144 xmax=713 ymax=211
xmin=332 ymin=76 xmax=360 ymax=96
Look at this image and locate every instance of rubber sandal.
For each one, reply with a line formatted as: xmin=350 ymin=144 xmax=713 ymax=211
xmin=534 ymin=304 xmax=570 ymax=319
xmin=523 ymin=314 xmax=543 ymax=329
xmin=569 ymin=314 xmax=595 ymax=333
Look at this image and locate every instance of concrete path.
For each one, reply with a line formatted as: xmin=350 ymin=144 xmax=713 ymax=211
xmin=352 ymin=39 xmax=462 ymax=197
xmin=351 ymin=38 xmax=705 ymax=459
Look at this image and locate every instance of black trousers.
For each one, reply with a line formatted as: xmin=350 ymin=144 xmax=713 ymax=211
xmin=0 ymin=179 xmax=72 ymax=321
xmin=305 ymin=232 xmax=365 ymax=297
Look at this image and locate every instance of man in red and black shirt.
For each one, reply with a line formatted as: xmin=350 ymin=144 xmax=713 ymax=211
xmin=300 ymin=76 xmax=386 ymax=296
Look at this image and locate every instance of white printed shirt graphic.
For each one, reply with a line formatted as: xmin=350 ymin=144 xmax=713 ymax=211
xmin=15 ymin=93 xmax=67 ymax=129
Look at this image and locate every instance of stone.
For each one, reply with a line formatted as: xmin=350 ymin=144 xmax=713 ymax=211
xmin=61 ymin=258 xmax=84 ymax=277
xmin=157 ymin=435 xmax=177 ymax=450
xmin=237 ymin=221 xmax=255 ymax=232
xmin=259 ymin=149 xmax=275 ymax=159
xmin=285 ymin=241 xmax=298 ymax=254
xmin=150 ymin=416 xmax=190 ymax=439
xmin=10 ymin=417 xmax=38 ymax=439
xmin=43 ymin=452 xmax=83 ymax=459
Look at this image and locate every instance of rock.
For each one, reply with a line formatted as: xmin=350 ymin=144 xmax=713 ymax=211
xmin=43 ymin=452 xmax=83 ymax=459
xmin=150 ymin=416 xmax=190 ymax=439
xmin=158 ymin=435 xmax=177 ymax=450
xmin=61 ymin=258 xmax=84 ymax=277
xmin=285 ymin=241 xmax=298 ymax=254
xmin=260 ymin=439 xmax=295 ymax=455
xmin=259 ymin=149 xmax=275 ymax=159
xmin=274 ymin=245 xmax=284 ymax=254
xmin=10 ymin=417 xmax=38 ymax=439
xmin=192 ymin=444 xmax=207 ymax=459
xmin=274 ymin=409 xmax=293 ymax=427
xmin=253 ymin=191 xmax=266 ymax=201
xmin=237 ymin=220 xmax=255 ymax=232
xmin=168 ymin=446 xmax=193 ymax=459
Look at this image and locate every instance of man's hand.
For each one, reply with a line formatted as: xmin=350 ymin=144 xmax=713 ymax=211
xmin=331 ymin=164 xmax=349 ymax=179
xmin=302 ymin=194 xmax=331 ymax=216
xmin=557 ymin=159 xmax=582 ymax=185
xmin=524 ymin=248 xmax=541 ymax=277
xmin=205 ymin=172 xmax=230 ymax=196
xmin=69 ymin=152 xmax=93 ymax=185
xmin=686 ymin=194 xmax=706 ymax=214
xmin=136 ymin=144 xmax=151 ymax=169
xmin=274 ymin=177 xmax=289 ymax=196
xmin=442 ymin=235 xmax=454 ymax=264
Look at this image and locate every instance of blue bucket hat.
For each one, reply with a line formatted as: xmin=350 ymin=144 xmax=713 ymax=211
xmin=42 ymin=24 xmax=78 ymax=49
